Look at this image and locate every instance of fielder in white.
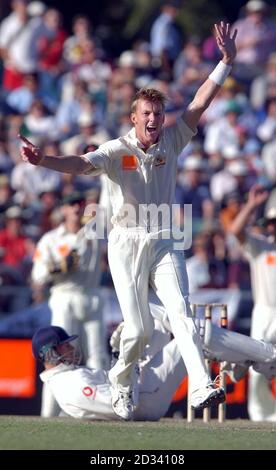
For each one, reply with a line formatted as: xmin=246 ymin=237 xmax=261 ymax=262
xmin=20 ymin=21 xmax=237 ymax=420
xmin=229 ymin=185 xmax=276 ymax=421
xmin=32 ymin=191 xmax=109 ymax=417
xmin=32 ymin=307 xmax=276 ymax=421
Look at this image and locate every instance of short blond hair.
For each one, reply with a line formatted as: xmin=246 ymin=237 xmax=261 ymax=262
xmin=131 ymin=88 xmax=166 ymax=113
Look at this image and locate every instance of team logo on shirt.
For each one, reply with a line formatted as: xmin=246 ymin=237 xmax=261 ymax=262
xmin=266 ymin=253 xmax=276 ymax=265
xmin=154 ymin=155 xmax=166 ymax=167
xmin=122 ymin=155 xmax=138 ymax=170
xmin=58 ymin=244 xmax=71 ymax=256
xmin=83 ymin=386 xmax=94 ymax=397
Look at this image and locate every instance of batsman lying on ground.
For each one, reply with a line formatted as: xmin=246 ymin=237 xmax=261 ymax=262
xmin=32 ymin=300 xmax=276 ymax=421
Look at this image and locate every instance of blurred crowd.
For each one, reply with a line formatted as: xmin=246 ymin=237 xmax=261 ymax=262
xmin=0 ymin=0 xmax=276 ymax=328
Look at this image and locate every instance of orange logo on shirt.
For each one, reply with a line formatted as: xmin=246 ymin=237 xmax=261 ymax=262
xmin=33 ymin=248 xmax=41 ymax=261
xmin=58 ymin=244 xmax=71 ymax=256
xmin=266 ymin=253 xmax=276 ymax=265
xmin=122 ymin=155 xmax=138 ymax=170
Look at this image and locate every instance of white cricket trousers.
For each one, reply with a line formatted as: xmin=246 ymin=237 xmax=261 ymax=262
xmin=248 ymin=304 xmax=276 ymax=422
xmin=204 ymin=321 xmax=276 ymax=363
xmin=108 ymin=227 xmax=209 ymax=395
xmin=41 ymin=288 xmax=109 ymax=417
xmin=135 ymin=338 xmax=186 ymax=420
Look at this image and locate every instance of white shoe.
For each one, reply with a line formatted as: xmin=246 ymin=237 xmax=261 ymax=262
xmin=190 ymin=383 xmax=225 ymax=410
xmin=111 ymin=387 xmax=134 ymax=421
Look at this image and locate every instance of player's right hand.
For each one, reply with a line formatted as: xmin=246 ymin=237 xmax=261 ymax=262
xmin=18 ymin=133 xmax=44 ymax=166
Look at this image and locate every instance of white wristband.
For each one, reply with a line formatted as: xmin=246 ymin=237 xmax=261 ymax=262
xmin=208 ymin=61 xmax=232 ymax=86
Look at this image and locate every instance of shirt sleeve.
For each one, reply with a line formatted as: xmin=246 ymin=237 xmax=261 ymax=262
xmin=165 ymin=118 xmax=196 ymax=156
xmin=244 ymin=232 xmax=268 ymax=258
xmin=82 ymin=145 xmax=111 ymax=176
xmin=31 ymin=235 xmax=52 ymax=285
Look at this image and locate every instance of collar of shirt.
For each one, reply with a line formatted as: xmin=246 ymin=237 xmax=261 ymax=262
xmin=56 ymin=223 xmax=84 ymax=237
xmin=125 ymin=127 xmax=161 ymax=152
xmin=56 ymin=224 xmax=67 ymax=236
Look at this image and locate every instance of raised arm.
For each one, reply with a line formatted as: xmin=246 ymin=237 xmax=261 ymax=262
xmin=183 ymin=21 xmax=237 ymax=131
xmin=228 ymin=185 xmax=269 ymax=243
xmin=18 ymin=134 xmax=93 ymax=175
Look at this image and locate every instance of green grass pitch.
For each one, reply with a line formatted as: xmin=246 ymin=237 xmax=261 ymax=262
xmin=0 ymin=416 xmax=276 ymax=450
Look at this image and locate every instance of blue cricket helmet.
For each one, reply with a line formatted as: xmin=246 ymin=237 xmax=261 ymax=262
xmin=32 ymin=326 xmax=78 ymax=361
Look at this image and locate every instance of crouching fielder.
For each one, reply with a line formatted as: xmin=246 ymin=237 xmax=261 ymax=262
xmin=32 ymin=319 xmax=276 ymax=421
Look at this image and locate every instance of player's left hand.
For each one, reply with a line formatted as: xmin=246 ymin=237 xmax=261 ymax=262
xmin=214 ymin=21 xmax=237 ymax=65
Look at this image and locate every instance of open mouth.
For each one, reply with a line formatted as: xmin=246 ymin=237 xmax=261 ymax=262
xmin=146 ymin=125 xmax=157 ymax=135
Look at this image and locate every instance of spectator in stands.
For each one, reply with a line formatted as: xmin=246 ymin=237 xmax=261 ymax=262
xmin=232 ymin=0 xmax=276 ymax=81
xmin=257 ymin=97 xmax=276 ymax=143
xmin=0 ymin=139 xmax=13 ymax=174
xmin=63 ymin=15 xmax=93 ymax=68
xmin=210 ymin=146 xmax=250 ymax=207
xmin=5 ymin=73 xmax=39 ymax=114
xmin=186 ymin=232 xmax=212 ymax=294
xmin=175 ymin=155 xmax=214 ymax=233
xmin=60 ymin=112 xmax=109 ymax=157
xmin=261 ymin=136 xmax=276 ymax=185
xmin=219 ymin=190 xmax=243 ymax=232
xmin=0 ymin=262 xmax=31 ymax=313
xmin=150 ymin=1 xmax=182 ymax=76
xmin=11 ymin=139 xmax=61 ymax=204
xmin=173 ymin=37 xmax=212 ymax=98
xmin=32 ymin=8 xmax=67 ymax=104
xmin=0 ymin=0 xmax=39 ymax=91
xmin=0 ymin=175 xmax=14 ymax=225
xmin=0 ymin=205 xmax=34 ymax=274
xmin=250 ymin=52 xmax=276 ymax=111
xmin=55 ymin=79 xmax=93 ymax=139
xmin=23 ymin=99 xmax=56 ymax=139
xmin=204 ymin=99 xmax=243 ymax=156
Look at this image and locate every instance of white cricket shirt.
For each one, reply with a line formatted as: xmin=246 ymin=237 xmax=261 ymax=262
xmin=83 ymin=120 xmax=195 ymax=229
xmin=245 ymin=232 xmax=276 ymax=307
xmin=32 ymin=224 xmax=101 ymax=292
xmin=40 ymin=363 xmax=117 ymax=420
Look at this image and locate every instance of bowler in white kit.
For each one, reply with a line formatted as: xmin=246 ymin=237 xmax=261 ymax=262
xmin=20 ymin=21 xmax=237 ymax=420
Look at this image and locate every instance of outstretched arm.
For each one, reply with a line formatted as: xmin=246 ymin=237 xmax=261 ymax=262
xmin=183 ymin=21 xmax=237 ymax=131
xmin=18 ymin=134 xmax=93 ymax=175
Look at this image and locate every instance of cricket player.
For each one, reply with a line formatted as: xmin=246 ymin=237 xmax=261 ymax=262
xmin=32 ymin=191 xmax=109 ymax=416
xmin=229 ymin=184 xmax=276 ymax=421
xmin=32 ymin=318 xmax=276 ymax=421
xmin=20 ymin=21 xmax=237 ymax=420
